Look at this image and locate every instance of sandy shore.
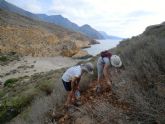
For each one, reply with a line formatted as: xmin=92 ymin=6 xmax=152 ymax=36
xmin=0 ymin=56 xmax=79 ymax=82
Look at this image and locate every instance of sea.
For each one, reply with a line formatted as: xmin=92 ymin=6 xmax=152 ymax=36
xmin=84 ymin=39 xmax=122 ymax=56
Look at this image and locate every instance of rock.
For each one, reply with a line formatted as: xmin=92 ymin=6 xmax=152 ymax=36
xmin=90 ymin=39 xmax=100 ymax=44
xmin=74 ymin=40 xmax=91 ymax=48
xmin=72 ymin=50 xmax=92 ymax=59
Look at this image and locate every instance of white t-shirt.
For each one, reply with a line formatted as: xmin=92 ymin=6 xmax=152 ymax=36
xmin=62 ymin=65 xmax=82 ymax=82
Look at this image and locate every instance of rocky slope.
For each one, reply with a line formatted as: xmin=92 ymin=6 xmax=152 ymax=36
xmin=0 ymin=9 xmax=95 ymax=57
xmin=1 ymin=22 xmax=165 ymax=124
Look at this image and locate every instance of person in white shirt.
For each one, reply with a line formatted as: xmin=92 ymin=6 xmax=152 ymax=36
xmin=62 ymin=62 xmax=94 ymax=107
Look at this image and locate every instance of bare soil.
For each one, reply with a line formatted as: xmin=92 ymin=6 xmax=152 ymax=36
xmin=0 ymin=56 xmax=79 ymax=82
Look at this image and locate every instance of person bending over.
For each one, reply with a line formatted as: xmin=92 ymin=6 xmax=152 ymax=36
xmin=96 ymin=51 xmax=122 ymax=93
xmin=61 ymin=62 xmax=94 ymax=107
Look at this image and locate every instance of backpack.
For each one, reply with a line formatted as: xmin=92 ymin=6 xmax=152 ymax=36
xmin=100 ymin=50 xmax=112 ymax=58
xmin=100 ymin=50 xmax=112 ymax=64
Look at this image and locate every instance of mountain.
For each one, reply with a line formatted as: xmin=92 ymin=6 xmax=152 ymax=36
xmin=0 ymin=0 xmax=105 ymax=39
xmin=0 ymin=8 xmax=94 ymax=57
xmin=99 ymin=31 xmax=123 ymax=39
xmin=36 ymin=14 xmax=80 ymax=32
xmin=37 ymin=15 xmax=105 ymax=39
xmin=79 ymin=24 xmax=104 ymax=39
xmin=0 ymin=0 xmax=38 ymax=19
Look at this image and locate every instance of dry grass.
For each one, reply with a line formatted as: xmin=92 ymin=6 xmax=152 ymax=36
xmin=9 ymin=72 xmax=66 ymax=124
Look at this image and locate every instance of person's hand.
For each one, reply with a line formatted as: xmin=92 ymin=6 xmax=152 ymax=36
xmin=107 ymin=81 xmax=112 ymax=86
xmin=70 ymin=90 xmax=76 ymax=103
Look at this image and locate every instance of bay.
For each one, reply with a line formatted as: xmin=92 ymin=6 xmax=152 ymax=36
xmin=84 ymin=39 xmax=122 ymax=56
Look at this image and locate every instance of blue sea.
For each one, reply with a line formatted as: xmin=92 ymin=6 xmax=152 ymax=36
xmin=84 ymin=39 xmax=122 ymax=56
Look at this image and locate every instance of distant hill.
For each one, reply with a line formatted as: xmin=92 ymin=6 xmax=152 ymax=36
xmin=99 ymin=31 xmax=123 ymax=39
xmin=0 ymin=0 xmax=108 ymax=39
xmin=0 ymin=8 xmax=94 ymax=57
xmin=0 ymin=0 xmax=38 ymax=19
xmin=79 ymin=24 xmax=104 ymax=39
xmin=36 ymin=14 xmax=80 ymax=32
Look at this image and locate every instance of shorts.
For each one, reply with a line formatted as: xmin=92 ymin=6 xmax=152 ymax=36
xmin=62 ymin=79 xmax=71 ymax=91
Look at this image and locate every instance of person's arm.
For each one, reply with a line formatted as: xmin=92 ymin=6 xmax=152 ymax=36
xmin=103 ymin=64 xmax=110 ymax=78
xmin=70 ymin=77 xmax=76 ymax=91
xmin=69 ymin=77 xmax=80 ymax=102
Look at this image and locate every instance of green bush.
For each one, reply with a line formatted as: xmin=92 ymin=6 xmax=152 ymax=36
xmin=113 ymin=28 xmax=165 ymax=123
xmin=0 ymin=95 xmax=34 ymax=124
xmin=116 ymin=35 xmax=165 ymax=87
xmin=0 ymin=56 xmax=8 ymax=62
xmin=4 ymin=78 xmax=18 ymax=87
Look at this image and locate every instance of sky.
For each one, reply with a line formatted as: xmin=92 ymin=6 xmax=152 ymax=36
xmin=6 ymin=0 xmax=165 ymax=38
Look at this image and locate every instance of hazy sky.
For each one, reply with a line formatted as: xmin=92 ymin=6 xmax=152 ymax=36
xmin=6 ymin=0 xmax=165 ymax=38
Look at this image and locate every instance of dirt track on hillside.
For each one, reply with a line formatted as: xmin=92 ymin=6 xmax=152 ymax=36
xmin=50 ymin=78 xmax=132 ymax=124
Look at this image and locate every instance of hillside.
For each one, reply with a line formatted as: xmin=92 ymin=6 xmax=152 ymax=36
xmin=0 ymin=8 xmax=95 ymax=57
xmin=0 ymin=0 xmax=106 ymax=39
xmin=0 ymin=22 xmax=164 ymax=124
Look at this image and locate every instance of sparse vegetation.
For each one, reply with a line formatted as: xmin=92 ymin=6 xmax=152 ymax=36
xmin=0 ymin=21 xmax=165 ymax=124
xmin=0 ymin=69 xmax=66 ymax=124
xmin=9 ymin=73 xmax=67 ymax=124
xmin=38 ymin=80 xmax=54 ymax=95
xmin=0 ymin=52 xmax=19 ymax=65
xmin=112 ymin=23 xmax=165 ymax=123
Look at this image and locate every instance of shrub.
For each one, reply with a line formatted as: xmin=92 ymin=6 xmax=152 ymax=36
xmin=4 ymin=78 xmax=18 ymax=87
xmin=0 ymin=56 xmax=8 ymax=62
xmin=10 ymin=79 xmax=66 ymax=124
xmin=113 ymin=29 xmax=165 ymax=123
xmin=0 ymin=93 xmax=36 ymax=124
xmin=38 ymin=81 xmax=54 ymax=95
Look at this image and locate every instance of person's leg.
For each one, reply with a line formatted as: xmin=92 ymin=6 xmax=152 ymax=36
xmin=96 ymin=63 xmax=103 ymax=92
xmin=62 ymin=80 xmax=73 ymax=107
xmin=103 ymin=66 xmax=112 ymax=89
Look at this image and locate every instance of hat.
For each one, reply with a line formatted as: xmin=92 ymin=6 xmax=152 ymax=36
xmin=83 ymin=62 xmax=94 ymax=74
xmin=110 ymin=55 xmax=122 ymax=67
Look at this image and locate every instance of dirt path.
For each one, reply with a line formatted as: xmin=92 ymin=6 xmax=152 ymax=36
xmin=51 ymin=79 xmax=132 ymax=124
xmin=0 ymin=56 xmax=79 ymax=82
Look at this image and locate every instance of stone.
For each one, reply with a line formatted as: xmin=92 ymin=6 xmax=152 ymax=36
xmin=72 ymin=50 xmax=92 ymax=59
